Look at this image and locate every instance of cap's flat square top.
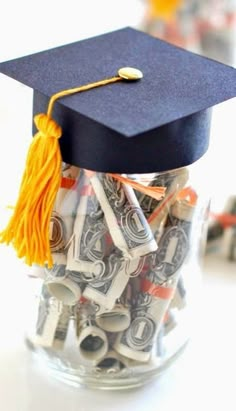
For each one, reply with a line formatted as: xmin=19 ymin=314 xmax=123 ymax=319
xmin=0 ymin=27 xmax=235 ymax=137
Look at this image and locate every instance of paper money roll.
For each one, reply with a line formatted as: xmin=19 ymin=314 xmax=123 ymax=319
xmin=32 ymin=290 xmax=63 ymax=348
xmin=85 ymin=171 xmax=158 ymax=259
xmin=66 ymin=178 xmax=111 ymax=278
xmin=114 ymin=284 xmax=176 ymax=362
xmin=45 ymin=263 xmax=82 ymax=305
xmin=83 ymin=251 xmax=145 ymax=311
xmin=140 ymin=168 xmax=189 ymax=234
xmin=75 ymin=300 xmax=109 ymax=362
xmin=46 ymin=277 xmax=82 ymax=306
xmin=77 ymin=322 xmax=109 ymax=362
xmin=95 ymin=304 xmax=131 ymax=333
xmin=50 ymin=164 xmax=80 ymax=253
xmin=95 ymin=350 xmax=129 ymax=371
xmin=52 ymin=305 xmax=71 ymax=350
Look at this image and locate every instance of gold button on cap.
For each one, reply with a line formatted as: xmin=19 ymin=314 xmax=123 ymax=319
xmin=118 ymin=67 xmax=143 ymax=80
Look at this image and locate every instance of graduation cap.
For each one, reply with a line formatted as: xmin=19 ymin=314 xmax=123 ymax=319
xmin=0 ymin=26 xmax=235 ymax=267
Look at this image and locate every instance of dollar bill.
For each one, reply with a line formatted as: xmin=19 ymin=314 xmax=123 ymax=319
xmin=45 ymin=263 xmax=82 ymax=305
xmin=76 ymin=302 xmax=108 ymax=362
xmin=114 ymin=283 xmax=175 ymax=362
xmin=95 ymin=303 xmax=131 ymax=332
xmin=86 ymin=171 xmax=158 ymax=258
xmin=66 ymin=177 xmax=112 ymax=278
xmin=52 ymin=305 xmax=71 ymax=350
xmin=83 ymin=250 xmax=146 ymax=311
xmin=114 ymin=199 xmax=196 ymax=362
xmin=49 ymin=163 xmax=80 ymax=253
xmin=95 ymin=350 xmax=129 ymax=371
xmin=32 ymin=288 xmax=63 ymax=348
xmin=139 ymin=168 xmax=189 ymax=234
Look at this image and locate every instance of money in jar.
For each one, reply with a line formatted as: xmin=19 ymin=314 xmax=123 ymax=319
xmin=140 ymin=168 xmax=189 ymax=236
xmin=83 ymin=250 xmax=146 ymax=311
xmin=3 ymin=25 xmax=233 ymax=389
xmin=85 ymin=171 xmax=158 ymax=259
xmin=114 ymin=196 xmax=196 ymax=362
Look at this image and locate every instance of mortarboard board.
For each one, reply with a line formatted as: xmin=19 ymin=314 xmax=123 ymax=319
xmin=0 ymin=27 xmax=236 ymax=268
xmin=0 ymin=26 xmax=236 ymax=174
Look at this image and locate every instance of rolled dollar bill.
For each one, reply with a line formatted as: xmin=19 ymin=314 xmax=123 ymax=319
xmin=66 ymin=179 xmax=110 ymax=278
xmin=141 ymin=168 xmax=189 ymax=233
xmin=77 ymin=321 xmax=108 ymax=362
xmin=95 ymin=350 xmax=129 ymax=371
xmin=114 ymin=283 xmax=176 ymax=362
xmin=52 ymin=305 xmax=71 ymax=350
xmin=114 ymin=199 xmax=196 ymax=362
xmin=32 ymin=289 xmax=63 ymax=348
xmin=83 ymin=251 xmax=145 ymax=311
xmin=85 ymin=171 xmax=158 ymax=259
xmin=45 ymin=264 xmax=82 ymax=306
xmin=50 ymin=163 xmax=80 ymax=253
xmin=95 ymin=303 xmax=131 ymax=333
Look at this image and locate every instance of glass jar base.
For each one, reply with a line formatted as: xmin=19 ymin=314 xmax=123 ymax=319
xmin=25 ymin=337 xmax=189 ymax=390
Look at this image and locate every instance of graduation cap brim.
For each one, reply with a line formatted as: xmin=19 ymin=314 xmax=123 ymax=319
xmin=0 ymin=27 xmax=236 ymax=173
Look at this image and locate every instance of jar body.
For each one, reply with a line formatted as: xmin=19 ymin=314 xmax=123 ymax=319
xmin=26 ymin=162 xmax=208 ymax=389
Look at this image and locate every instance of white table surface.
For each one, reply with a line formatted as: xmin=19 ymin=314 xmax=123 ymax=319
xmin=0 ymin=249 xmax=235 ymax=411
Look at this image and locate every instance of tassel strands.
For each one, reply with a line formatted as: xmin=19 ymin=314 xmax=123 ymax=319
xmin=0 ymin=114 xmax=62 ymax=268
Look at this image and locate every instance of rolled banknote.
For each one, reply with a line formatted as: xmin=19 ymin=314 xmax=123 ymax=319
xmin=31 ymin=288 xmax=63 ymax=348
xmin=49 ymin=163 xmax=80 ymax=253
xmin=140 ymin=168 xmax=189 ymax=234
xmin=83 ymin=250 xmax=146 ymax=311
xmin=85 ymin=171 xmax=158 ymax=259
xmin=52 ymin=305 xmax=71 ymax=350
xmin=95 ymin=303 xmax=131 ymax=333
xmin=114 ymin=199 xmax=195 ymax=362
xmin=66 ymin=177 xmax=112 ymax=278
xmin=76 ymin=304 xmax=108 ymax=362
xmin=114 ymin=282 xmax=176 ymax=362
xmin=45 ymin=263 xmax=82 ymax=306
xmin=95 ymin=350 xmax=129 ymax=372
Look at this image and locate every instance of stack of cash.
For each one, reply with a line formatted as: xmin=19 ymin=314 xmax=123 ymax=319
xmin=30 ymin=165 xmax=198 ymax=370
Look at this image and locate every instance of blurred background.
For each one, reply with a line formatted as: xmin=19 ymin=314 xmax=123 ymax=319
xmin=0 ymin=0 xmax=235 ymax=259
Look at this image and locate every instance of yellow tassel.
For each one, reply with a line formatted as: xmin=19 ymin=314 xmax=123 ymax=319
xmin=0 ymin=113 xmax=62 ymax=268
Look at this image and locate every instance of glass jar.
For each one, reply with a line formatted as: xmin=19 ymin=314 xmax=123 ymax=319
xmin=25 ymin=160 xmax=209 ymax=389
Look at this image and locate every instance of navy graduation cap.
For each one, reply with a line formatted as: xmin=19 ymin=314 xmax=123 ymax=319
xmin=1 ymin=26 xmax=236 ymax=269
xmin=0 ymin=27 xmax=236 ymax=174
